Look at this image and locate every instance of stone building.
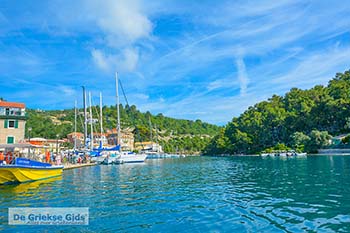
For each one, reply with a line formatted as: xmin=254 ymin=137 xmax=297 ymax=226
xmin=0 ymin=100 xmax=26 ymax=144
xmin=106 ymin=128 xmax=134 ymax=151
xmin=92 ymin=133 xmax=108 ymax=147
xmin=67 ymin=132 xmax=84 ymax=148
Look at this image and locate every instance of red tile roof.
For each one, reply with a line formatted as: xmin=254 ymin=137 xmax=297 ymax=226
xmin=67 ymin=132 xmax=84 ymax=136
xmin=0 ymin=101 xmax=25 ymax=108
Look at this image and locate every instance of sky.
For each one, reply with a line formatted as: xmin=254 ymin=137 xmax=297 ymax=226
xmin=0 ymin=0 xmax=350 ymax=125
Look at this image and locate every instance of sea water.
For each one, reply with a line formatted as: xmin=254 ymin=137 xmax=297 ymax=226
xmin=1 ymin=155 xmax=350 ymax=232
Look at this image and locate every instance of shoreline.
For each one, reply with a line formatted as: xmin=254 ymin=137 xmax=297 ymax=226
xmin=204 ymin=153 xmax=350 ymax=157
xmin=313 ymin=153 xmax=350 ymax=156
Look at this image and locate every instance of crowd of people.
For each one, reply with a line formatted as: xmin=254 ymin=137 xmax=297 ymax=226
xmin=36 ymin=151 xmax=91 ymax=165
xmin=0 ymin=149 xmax=91 ymax=166
xmin=0 ymin=150 xmax=22 ymax=165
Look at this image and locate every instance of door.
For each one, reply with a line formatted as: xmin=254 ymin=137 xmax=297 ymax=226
xmin=7 ymin=136 xmax=14 ymax=144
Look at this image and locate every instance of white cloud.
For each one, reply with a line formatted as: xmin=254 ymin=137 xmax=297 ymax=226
xmin=207 ymin=79 xmax=226 ymax=91
xmin=91 ymin=49 xmax=110 ymax=71
xmin=87 ymin=0 xmax=150 ymax=72
xmin=235 ymin=56 xmax=249 ymax=96
xmin=123 ymin=48 xmax=139 ymax=71
xmin=58 ymin=85 xmax=76 ymax=96
xmin=207 ymin=76 xmax=240 ymax=92
xmin=270 ymin=46 xmax=350 ymax=89
xmin=91 ymin=48 xmax=139 ymax=72
xmin=88 ymin=0 xmax=152 ymax=46
xmin=3 ymin=0 xmax=350 ymax=124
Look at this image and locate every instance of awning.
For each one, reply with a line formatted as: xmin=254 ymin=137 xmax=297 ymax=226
xmin=0 ymin=143 xmax=35 ymax=149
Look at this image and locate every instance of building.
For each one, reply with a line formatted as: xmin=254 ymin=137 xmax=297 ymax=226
xmin=135 ymin=141 xmax=163 ymax=153
xmin=92 ymin=133 xmax=108 ymax=146
xmin=106 ymin=128 xmax=134 ymax=151
xmin=26 ymin=137 xmax=65 ymax=154
xmin=67 ymin=132 xmax=84 ymax=148
xmin=0 ymin=100 xmax=26 ymax=144
xmin=67 ymin=132 xmax=109 ymax=148
xmin=46 ymin=139 xmax=65 ymax=153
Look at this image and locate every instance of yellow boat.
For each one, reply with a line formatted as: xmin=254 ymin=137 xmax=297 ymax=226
xmin=0 ymin=158 xmax=63 ymax=184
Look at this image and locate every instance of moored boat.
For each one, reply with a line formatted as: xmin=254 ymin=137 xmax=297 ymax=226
xmin=0 ymin=158 xmax=63 ymax=185
xmin=116 ymin=152 xmax=147 ymax=164
xmin=102 ymin=152 xmax=120 ymax=165
xmin=112 ymin=73 xmax=147 ymax=164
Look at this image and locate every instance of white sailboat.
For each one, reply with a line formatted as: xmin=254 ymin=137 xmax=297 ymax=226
xmin=92 ymin=92 xmax=110 ymax=164
xmin=114 ymin=72 xmax=147 ymax=164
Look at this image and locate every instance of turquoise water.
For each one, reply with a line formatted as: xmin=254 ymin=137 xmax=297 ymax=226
xmin=1 ymin=155 xmax=350 ymax=232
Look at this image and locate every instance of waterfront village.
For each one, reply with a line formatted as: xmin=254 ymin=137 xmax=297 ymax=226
xmin=1 ymin=97 xmax=350 ymax=165
xmin=0 ymin=99 xmax=163 ymax=168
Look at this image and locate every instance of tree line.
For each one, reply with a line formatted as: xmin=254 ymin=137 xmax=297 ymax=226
xmin=204 ymin=70 xmax=350 ymax=155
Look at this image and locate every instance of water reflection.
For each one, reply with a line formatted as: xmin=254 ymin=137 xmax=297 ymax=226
xmin=0 ymin=176 xmax=62 ymax=197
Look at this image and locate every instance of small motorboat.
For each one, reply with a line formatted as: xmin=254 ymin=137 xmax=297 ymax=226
xmin=0 ymin=157 xmax=63 ymax=185
xmin=102 ymin=152 xmax=120 ymax=165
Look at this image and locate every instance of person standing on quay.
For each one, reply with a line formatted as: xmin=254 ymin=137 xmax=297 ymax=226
xmin=0 ymin=151 xmax=4 ymax=164
xmin=45 ymin=151 xmax=50 ymax=163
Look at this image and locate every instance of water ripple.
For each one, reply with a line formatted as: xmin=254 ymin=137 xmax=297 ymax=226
xmin=1 ymin=156 xmax=350 ymax=232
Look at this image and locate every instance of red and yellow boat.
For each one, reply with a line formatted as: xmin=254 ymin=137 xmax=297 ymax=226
xmin=0 ymin=158 xmax=63 ymax=184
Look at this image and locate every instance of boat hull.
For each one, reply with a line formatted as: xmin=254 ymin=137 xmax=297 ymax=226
xmin=0 ymin=166 xmax=63 ymax=184
xmin=117 ymin=153 xmax=147 ymax=163
xmin=102 ymin=157 xmax=118 ymax=165
xmin=91 ymin=156 xmax=106 ymax=164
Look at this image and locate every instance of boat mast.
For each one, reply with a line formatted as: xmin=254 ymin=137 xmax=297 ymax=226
xmin=116 ymin=72 xmax=121 ymax=151
xmin=82 ymin=86 xmax=87 ymax=149
xmin=89 ymin=92 xmax=93 ymax=151
xmin=100 ymin=92 xmax=103 ymax=142
xmin=155 ymin=124 xmax=159 ymax=152
xmin=74 ymin=100 xmax=77 ymax=151
xmin=149 ymin=116 xmax=153 ymax=147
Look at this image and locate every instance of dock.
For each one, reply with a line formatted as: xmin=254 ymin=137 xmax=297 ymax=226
xmin=63 ymin=163 xmax=97 ymax=170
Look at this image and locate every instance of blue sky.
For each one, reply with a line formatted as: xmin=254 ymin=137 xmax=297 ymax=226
xmin=0 ymin=0 xmax=350 ymax=125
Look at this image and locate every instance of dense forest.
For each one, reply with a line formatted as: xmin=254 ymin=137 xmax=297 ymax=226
xmin=25 ymin=104 xmax=220 ymax=153
xmin=204 ymin=70 xmax=350 ymax=155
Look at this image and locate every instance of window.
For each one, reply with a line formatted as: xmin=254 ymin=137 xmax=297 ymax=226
xmin=7 ymin=136 xmax=14 ymax=144
xmin=8 ymin=120 xmax=15 ymax=128
xmin=4 ymin=120 xmax=18 ymax=128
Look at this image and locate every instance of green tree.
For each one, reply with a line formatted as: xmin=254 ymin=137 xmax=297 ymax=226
xmin=25 ymin=104 xmax=220 ymax=153
xmin=205 ymin=70 xmax=350 ymax=155
xmin=291 ymin=132 xmax=310 ymax=152
xmin=306 ymin=130 xmax=331 ymax=153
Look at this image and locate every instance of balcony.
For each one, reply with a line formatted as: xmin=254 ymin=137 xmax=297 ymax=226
xmin=0 ymin=112 xmax=27 ymax=120
xmin=0 ymin=107 xmax=26 ymax=118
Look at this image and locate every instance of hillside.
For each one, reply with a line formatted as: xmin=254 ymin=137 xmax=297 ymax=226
xmin=25 ymin=104 xmax=221 ymax=153
xmin=204 ymin=70 xmax=350 ymax=155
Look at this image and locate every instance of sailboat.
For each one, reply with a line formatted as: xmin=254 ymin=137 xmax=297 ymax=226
xmin=114 ymin=72 xmax=147 ymax=164
xmin=90 ymin=92 xmax=112 ymax=164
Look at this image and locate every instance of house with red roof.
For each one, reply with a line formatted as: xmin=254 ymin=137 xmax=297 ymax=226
xmin=0 ymin=100 xmax=26 ymax=144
